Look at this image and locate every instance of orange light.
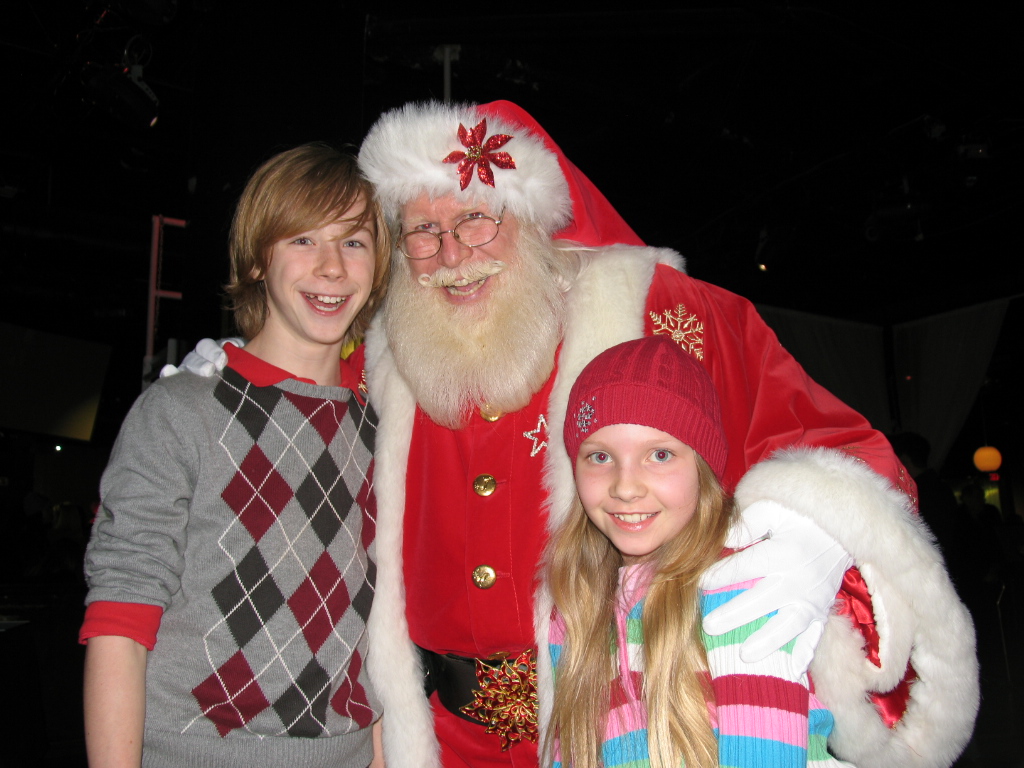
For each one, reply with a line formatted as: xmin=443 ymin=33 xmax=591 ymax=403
xmin=973 ymin=446 xmax=1002 ymax=472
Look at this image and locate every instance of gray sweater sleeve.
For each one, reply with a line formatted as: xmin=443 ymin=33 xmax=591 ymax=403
xmin=84 ymin=378 xmax=204 ymax=609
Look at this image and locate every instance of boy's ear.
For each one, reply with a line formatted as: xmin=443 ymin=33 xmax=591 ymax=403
xmin=249 ymin=245 xmax=272 ymax=281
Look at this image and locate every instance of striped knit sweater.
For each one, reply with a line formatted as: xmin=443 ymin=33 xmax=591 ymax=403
xmin=549 ymin=566 xmax=853 ymax=768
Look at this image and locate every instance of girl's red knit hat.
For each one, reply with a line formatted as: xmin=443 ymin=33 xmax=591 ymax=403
xmin=563 ymin=337 xmax=728 ymax=479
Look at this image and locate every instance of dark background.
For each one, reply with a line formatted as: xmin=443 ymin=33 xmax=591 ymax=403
xmin=2 ymin=3 xmax=1022 ymax=452
xmin=0 ymin=3 xmax=1021 ymax=765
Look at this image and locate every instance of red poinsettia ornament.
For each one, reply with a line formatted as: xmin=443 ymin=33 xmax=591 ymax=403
xmin=442 ymin=119 xmax=516 ymax=189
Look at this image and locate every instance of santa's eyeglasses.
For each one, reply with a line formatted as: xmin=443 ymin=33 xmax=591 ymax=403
xmin=398 ymin=212 xmax=504 ymax=260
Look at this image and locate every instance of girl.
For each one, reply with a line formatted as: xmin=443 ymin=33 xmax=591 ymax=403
xmin=547 ymin=336 xmax=849 ymax=768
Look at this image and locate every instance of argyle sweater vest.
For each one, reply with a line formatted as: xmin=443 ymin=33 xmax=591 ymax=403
xmin=84 ymin=365 xmax=380 ymax=765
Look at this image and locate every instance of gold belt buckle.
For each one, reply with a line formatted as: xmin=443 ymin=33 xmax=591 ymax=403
xmin=459 ymin=649 xmax=539 ymax=751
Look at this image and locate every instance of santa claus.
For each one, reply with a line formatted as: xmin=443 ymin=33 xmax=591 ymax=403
xmin=356 ymin=100 xmax=977 ymax=768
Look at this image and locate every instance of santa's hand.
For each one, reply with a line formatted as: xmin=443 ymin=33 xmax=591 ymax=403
xmin=159 ymin=337 xmax=244 ymax=378
xmin=701 ymin=499 xmax=852 ymax=673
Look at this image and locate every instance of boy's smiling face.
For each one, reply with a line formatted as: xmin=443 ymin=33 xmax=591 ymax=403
xmin=256 ymin=199 xmax=376 ymax=357
xmin=575 ymin=423 xmax=700 ymax=565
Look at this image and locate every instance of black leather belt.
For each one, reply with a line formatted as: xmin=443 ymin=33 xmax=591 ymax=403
xmin=416 ymin=645 xmax=540 ymax=750
xmin=418 ymin=645 xmax=493 ymax=723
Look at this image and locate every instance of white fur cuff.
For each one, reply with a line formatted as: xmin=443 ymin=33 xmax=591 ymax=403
xmin=735 ymin=448 xmax=979 ymax=768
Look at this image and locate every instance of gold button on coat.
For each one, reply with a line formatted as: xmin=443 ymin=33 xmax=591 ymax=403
xmin=472 ymin=565 xmax=497 ymax=589
xmin=479 ymin=404 xmax=503 ymax=422
xmin=473 ymin=474 xmax=497 ymax=496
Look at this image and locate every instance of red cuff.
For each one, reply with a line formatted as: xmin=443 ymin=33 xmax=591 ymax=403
xmin=79 ymin=601 xmax=163 ymax=650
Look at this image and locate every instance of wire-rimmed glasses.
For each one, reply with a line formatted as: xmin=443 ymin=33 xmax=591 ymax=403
xmin=398 ymin=212 xmax=504 ymax=260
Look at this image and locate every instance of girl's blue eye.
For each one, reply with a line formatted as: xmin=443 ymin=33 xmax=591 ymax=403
xmin=588 ymin=451 xmax=611 ymax=464
xmin=651 ymin=449 xmax=673 ymax=463
xmin=292 ymin=236 xmax=313 ymax=245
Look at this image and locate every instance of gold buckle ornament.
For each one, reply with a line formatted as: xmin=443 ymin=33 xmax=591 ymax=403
xmin=459 ymin=649 xmax=538 ymax=750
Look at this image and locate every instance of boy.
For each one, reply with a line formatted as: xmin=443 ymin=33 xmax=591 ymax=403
xmin=80 ymin=143 xmax=390 ymax=767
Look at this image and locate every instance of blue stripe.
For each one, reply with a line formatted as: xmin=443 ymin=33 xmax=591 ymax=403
xmin=602 ymin=728 xmax=650 ymax=766
xmin=701 ymin=588 xmax=779 ymax=621
xmin=809 ymin=705 xmax=835 ymax=736
xmin=549 ymin=642 xmax=562 ymax=669
xmin=701 ymin=587 xmax=746 ymax=614
xmin=718 ymin=734 xmax=805 ymax=768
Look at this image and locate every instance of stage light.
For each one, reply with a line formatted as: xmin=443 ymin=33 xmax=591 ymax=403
xmin=973 ymin=445 xmax=1002 ymax=472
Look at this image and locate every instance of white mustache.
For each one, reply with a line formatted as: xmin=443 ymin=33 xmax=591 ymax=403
xmin=417 ymin=260 xmax=507 ymax=288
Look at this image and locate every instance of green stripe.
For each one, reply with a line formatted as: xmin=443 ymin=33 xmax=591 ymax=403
xmin=700 ymin=616 xmax=796 ymax=654
xmin=807 ymin=732 xmax=831 ymax=761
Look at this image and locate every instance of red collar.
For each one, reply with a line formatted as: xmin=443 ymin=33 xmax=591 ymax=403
xmin=224 ymin=343 xmax=367 ymax=404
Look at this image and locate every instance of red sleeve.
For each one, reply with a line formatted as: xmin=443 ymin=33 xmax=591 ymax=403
xmin=645 ymin=265 xmax=915 ymax=501
xmin=79 ymin=601 xmax=163 ymax=650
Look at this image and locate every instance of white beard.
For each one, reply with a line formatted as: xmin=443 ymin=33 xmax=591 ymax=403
xmin=383 ymin=229 xmax=573 ymax=428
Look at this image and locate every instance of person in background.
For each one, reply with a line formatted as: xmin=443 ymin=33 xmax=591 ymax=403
xmin=888 ymin=432 xmax=960 ymax=564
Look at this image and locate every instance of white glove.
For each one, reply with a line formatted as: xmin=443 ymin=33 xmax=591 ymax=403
xmin=701 ymin=499 xmax=853 ymax=673
xmin=159 ymin=337 xmax=244 ymax=378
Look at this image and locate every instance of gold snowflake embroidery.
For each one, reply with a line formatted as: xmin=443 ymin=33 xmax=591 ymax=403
xmin=650 ymin=303 xmax=704 ymax=360
xmin=460 ymin=650 xmax=538 ymax=750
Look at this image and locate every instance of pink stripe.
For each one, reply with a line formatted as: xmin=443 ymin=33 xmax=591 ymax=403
xmin=606 ymin=701 xmax=647 ymax=735
xmin=704 ymin=577 xmax=761 ymax=595
xmin=716 ymin=703 xmax=808 ymax=748
xmin=550 ymin=623 xmax=567 ymax=644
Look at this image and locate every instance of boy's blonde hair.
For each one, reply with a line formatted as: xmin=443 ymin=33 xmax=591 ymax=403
xmin=546 ymin=455 xmax=735 ymax=768
xmin=226 ymin=142 xmax=391 ymax=343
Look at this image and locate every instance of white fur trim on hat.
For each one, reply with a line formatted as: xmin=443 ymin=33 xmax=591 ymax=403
xmin=358 ymin=101 xmax=571 ymax=235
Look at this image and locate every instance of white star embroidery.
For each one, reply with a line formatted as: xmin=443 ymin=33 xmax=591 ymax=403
xmin=523 ymin=414 xmax=548 ymax=457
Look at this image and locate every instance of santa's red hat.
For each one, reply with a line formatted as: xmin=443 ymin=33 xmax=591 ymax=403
xmin=358 ymin=100 xmax=644 ymax=248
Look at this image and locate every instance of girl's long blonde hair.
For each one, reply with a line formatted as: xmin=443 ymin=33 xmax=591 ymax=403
xmin=546 ymin=454 xmax=735 ymax=768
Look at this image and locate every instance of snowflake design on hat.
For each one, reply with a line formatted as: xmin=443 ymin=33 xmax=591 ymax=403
xmin=442 ymin=118 xmax=516 ymax=190
xmin=575 ymin=401 xmax=596 ymax=433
